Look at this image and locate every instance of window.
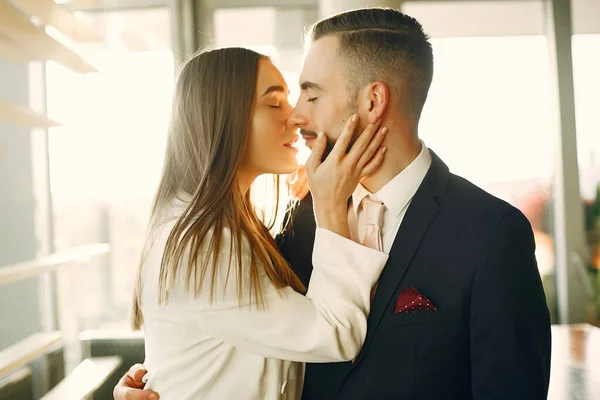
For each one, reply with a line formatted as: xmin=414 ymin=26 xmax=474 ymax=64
xmin=419 ymin=35 xmax=557 ymax=318
xmin=45 ymin=7 xmax=174 ymax=368
xmin=572 ymin=34 xmax=600 ymax=312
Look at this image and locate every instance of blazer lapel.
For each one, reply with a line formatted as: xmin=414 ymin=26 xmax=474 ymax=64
xmin=351 ymin=150 xmax=449 ymax=367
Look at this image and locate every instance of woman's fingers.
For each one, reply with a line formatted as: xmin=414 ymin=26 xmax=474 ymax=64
xmin=345 ymin=119 xmax=382 ymax=166
xmin=307 ymin=115 xmax=387 ymax=188
xmin=294 ymin=175 xmax=309 ymax=200
xmin=305 ymin=132 xmax=327 ymax=176
xmin=329 ymin=114 xmax=359 ymax=160
xmin=289 ymin=165 xmax=309 ymax=199
xmin=355 ymin=126 xmax=388 ymax=170
xmin=360 ymin=147 xmax=387 ymax=178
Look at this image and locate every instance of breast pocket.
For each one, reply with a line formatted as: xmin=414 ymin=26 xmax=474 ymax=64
xmin=384 ymin=308 xmax=463 ymax=327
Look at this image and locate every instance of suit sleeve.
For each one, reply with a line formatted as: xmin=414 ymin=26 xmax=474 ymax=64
xmin=185 ymin=228 xmax=388 ymax=363
xmin=275 ymin=194 xmax=317 ymax=286
xmin=470 ymin=209 xmax=552 ymax=399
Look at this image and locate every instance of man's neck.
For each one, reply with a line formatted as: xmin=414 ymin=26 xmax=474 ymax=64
xmin=360 ymin=129 xmax=421 ymax=194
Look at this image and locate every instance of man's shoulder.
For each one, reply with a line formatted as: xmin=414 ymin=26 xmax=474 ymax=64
xmin=426 ymin=150 xmax=519 ymax=220
xmin=443 ymin=172 xmax=527 ymax=224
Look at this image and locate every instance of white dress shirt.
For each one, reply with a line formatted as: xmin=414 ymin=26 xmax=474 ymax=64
xmin=141 ymin=203 xmax=389 ymax=399
xmin=348 ymin=141 xmax=432 ymax=254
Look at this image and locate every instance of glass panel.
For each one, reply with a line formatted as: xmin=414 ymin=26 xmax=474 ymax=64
xmin=573 ymin=33 xmax=600 ymax=324
xmin=417 ymin=35 xmax=558 ymax=321
xmin=45 ymin=7 xmax=174 ymax=369
xmin=213 ymin=7 xmax=308 ymax=226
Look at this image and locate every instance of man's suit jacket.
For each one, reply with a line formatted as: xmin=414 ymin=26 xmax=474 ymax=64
xmin=276 ymin=150 xmax=552 ymax=400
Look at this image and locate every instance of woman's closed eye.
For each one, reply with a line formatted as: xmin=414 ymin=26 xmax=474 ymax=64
xmin=307 ymin=97 xmax=318 ymax=103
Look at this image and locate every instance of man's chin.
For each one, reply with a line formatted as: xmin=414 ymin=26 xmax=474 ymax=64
xmin=303 ymin=137 xmax=316 ymax=149
xmin=303 ymin=137 xmax=336 ymax=160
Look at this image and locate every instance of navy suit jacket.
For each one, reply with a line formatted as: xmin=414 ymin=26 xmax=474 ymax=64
xmin=276 ymin=150 xmax=551 ymax=400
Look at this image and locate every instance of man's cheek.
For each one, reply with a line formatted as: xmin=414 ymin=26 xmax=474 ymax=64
xmin=324 ymin=139 xmax=336 ymax=157
xmin=302 ymin=136 xmax=317 ymax=151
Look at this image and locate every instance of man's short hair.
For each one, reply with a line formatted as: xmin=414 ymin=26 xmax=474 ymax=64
xmin=306 ymin=8 xmax=434 ymax=125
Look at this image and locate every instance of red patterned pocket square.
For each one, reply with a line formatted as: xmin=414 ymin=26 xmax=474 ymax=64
xmin=394 ymin=287 xmax=437 ymax=314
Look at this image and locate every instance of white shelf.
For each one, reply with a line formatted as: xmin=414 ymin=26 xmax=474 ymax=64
xmin=55 ymin=0 xmax=98 ymax=6
xmin=7 ymin=0 xmax=101 ymax=42
xmin=0 ymin=99 xmax=62 ymax=128
xmin=41 ymin=357 xmax=123 ymax=400
xmin=0 ymin=0 xmax=97 ymax=73
xmin=0 ymin=243 xmax=110 ymax=286
xmin=0 ymin=332 xmax=63 ymax=378
xmin=0 ymin=36 xmax=30 ymax=61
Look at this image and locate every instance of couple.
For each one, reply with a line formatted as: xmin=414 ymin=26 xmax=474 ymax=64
xmin=115 ymin=8 xmax=552 ymax=400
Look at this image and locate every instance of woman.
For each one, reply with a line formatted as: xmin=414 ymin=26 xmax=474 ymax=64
xmin=132 ymin=47 xmax=388 ymax=399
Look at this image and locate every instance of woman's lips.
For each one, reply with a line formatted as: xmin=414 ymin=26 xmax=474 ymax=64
xmin=284 ymin=136 xmax=299 ymax=152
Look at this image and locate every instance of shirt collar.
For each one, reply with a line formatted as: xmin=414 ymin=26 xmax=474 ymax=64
xmin=351 ymin=140 xmax=432 ymax=218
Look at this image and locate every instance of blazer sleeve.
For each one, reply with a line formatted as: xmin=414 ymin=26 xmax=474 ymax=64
xmin=182 ymin=227 xmax=388 ymax=363
xmin=470 ymin=209 xmax=552 ymax=399
xmin=275 ymin=194 xmax=316 ymax=286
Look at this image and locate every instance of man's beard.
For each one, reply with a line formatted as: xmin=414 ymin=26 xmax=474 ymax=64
xmin=300 ymin=114 xmax=364 ymax=160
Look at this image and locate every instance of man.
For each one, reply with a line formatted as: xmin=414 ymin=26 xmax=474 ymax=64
xmin=115 ymin=8 xmax=551 ymax=399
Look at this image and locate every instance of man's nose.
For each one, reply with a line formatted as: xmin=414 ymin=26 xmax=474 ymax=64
xmin=287 ymin=104 xmax=308 ymax=129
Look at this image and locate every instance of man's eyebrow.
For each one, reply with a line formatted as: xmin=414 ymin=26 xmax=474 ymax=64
xmin=300 ymin=81 xmax=324 ymax=91
xmin=261 ymin=85 xmax=288 ymax=97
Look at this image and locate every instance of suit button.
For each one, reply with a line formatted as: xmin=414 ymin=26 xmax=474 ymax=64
xmin=280 ymin=380 xmax=288 ymax=394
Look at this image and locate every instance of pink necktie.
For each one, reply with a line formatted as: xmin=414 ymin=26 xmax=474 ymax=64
xmin=361 ymin=196 xmax=385 ymax=251
xmin=360 ymin=196 xmax=385 ymax=301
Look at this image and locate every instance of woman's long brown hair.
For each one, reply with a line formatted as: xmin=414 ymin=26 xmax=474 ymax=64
xmin=131 ymin=48 xmax=305 ymax=330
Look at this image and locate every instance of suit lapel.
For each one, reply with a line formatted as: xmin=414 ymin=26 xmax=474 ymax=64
xmin=351 ymin=150 xmax=449 ymax=367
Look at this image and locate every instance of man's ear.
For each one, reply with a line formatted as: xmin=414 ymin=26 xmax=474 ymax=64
xmin=363 ymin=81 xmax=390 ymax=123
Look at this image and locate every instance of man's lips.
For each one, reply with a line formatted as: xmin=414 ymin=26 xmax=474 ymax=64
xmin=300 ymin=129 xmax=318 ymax=142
